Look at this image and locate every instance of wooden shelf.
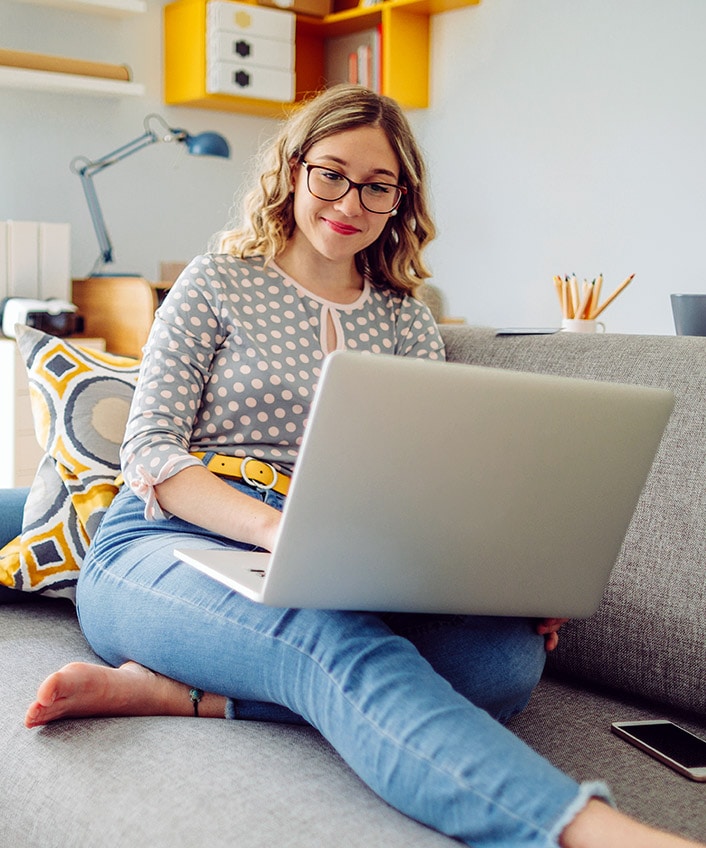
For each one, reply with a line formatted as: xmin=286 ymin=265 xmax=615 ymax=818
xmin=11 ymin=0 xmax=146 ymax=15
xmin=321 ymin=0 xmax=477 ymax=32
xmin=0 ymin=65 xmax=145 ymax=96
xmin=3 ymin=0 xmax=146 ymax=96
xmin=164 ymin=0 xmax=480 ymax=115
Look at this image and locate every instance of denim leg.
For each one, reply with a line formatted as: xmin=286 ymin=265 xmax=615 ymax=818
xmin=232 ymin=614 xmax=543 ymax=727
xmin=381 ymin=613 xmax=546 ymax=723
xmin=78 ymin=493 xmax=611 ymax=848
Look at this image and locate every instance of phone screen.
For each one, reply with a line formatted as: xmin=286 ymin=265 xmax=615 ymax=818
xmin=621 ymin=723 xmax=706 ymax=768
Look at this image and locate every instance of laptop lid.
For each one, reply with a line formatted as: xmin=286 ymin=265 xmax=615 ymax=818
xmin=177 ymin=351 xmax=673 ymax=617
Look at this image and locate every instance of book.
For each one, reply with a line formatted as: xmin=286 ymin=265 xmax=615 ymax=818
xmin=348 ymin=50 xmax=358 ymax=84
xmin=324 ymin=27 xmax=382 ymax=92
xmin=357 ymin=43 xmax=371 ymax=88
xmin=0 ymin=223 xmax=7 ymax=300
xmin=0 ymin=221 xmax=72 ymax=301
xmin=6 ymin=221 xmax=39 ymax=299
xmin=38 ymin=223 xmax=71 ymax=301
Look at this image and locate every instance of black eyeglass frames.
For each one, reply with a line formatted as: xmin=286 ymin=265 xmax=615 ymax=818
xmin=300 ymin=161 xmax=407 ymax=215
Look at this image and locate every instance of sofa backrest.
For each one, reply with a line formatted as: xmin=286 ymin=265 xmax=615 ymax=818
xmin=442 ymin=326 xmax=706 ymax=715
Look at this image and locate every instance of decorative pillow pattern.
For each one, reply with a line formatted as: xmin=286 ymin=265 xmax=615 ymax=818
xmin=0 ymin=326 xmax=140 ymax=601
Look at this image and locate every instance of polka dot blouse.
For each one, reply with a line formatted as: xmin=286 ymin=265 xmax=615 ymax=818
xmin=121 ymin=253 xmax=445 ymax=519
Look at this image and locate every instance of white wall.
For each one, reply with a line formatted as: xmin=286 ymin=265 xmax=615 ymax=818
xmin=422 ymin=0 xmax=706 ymax=334
xmin=0 ymin=0 xmax=275 ymax=281
xmin=1 ymin=0 xmax=704 ymax=333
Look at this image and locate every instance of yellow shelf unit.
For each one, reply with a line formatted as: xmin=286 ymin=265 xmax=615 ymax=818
xmin=164 ymin=0 xmax=479 ymax=116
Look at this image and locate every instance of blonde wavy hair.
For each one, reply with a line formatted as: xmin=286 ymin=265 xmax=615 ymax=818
xmin=216 ymin=84 xmax=436 ymax=297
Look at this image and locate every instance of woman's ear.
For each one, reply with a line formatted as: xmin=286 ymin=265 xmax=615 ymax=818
xmin=289 ymin=158 xmax=300 ymax=193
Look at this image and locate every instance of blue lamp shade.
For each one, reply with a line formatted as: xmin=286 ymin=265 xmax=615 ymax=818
xmin=184 ymin=131 xmax=231 ymax=158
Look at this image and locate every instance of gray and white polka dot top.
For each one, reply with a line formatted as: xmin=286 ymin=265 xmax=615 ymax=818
xmin=121 ymin=253 xmax=445 ymax=519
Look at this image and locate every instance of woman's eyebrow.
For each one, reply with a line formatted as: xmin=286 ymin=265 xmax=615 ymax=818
xmin=314 ymin=155 xmax=399 ymax=181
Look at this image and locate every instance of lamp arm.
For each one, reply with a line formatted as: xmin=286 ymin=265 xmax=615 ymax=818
xmin=79 ymin=171 xmax=114 ymax=267
xmin=71 ymin=129 xmax=160 ymax=274
xmin=75 ymin=130 xmax=159 ymax=179
xmin=71 ymin=114 xmax=228 ymax=276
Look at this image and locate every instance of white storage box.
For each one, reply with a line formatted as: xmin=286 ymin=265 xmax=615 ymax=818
xmin=207 ymin=0 xmax=295 ymax=101
xmin=207 ymin=1 xmax=295 ymax=42
xmin=207 ymin=60 xmax=295 ymax=100
xmin=210 ymin=30 xmax=294 ymax=70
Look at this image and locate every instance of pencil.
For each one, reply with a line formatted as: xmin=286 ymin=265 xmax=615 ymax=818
xmin=575 ymin=281 xmax=593 ymax=320
xmin=591 ymin=273 xmax=635 ymax=318
xmin=553 ymin=276 xmax=565 ymax=314
xmin=590 ymin=274 xmax=603 ymax=317
xmin=570 ymin=274 xmax=579 ymax=319
xmin=561 ymin=276 xmax=570 ymax=318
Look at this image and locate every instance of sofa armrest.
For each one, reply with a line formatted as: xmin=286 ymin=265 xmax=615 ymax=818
xmin=0 ymin=487 xmax=29 ymax=603
xmin=441 ymin=326 xmax=706 ymax=715
xmin=0 ymin=487 xmax=29 ymax=547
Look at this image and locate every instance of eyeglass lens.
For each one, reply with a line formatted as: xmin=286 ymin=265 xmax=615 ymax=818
xmin=305 ymin=164 xmax=402 ymax=214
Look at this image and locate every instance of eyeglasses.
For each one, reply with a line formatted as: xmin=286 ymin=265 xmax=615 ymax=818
xmin=300 ymin=161 xmax=407 ymax=215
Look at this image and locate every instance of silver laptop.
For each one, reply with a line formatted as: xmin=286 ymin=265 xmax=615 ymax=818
xmin=175 ymin=350 xmax=673 ymax=617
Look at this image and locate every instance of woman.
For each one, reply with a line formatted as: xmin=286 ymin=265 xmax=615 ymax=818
xmin=26 ymin=85 xmax=703 ymax=848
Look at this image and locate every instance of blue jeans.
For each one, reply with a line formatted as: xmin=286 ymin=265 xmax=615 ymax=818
xmin=77 ymin=480 xmax=611 ymax=848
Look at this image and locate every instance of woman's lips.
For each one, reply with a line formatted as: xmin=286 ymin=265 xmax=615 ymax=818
xmin=324 ymin=218 xmax=361 ymax=236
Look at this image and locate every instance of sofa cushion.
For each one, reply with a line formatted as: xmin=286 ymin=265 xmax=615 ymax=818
xmin=0 ymin=327 xmax=139 ymax=601
xmin=3 ymin=600 xmax=459 ymax=848
xmin=441 ymin=326 xmax=706 ymax=715
xmin=4 ymin=601 xmax=706 ymax=845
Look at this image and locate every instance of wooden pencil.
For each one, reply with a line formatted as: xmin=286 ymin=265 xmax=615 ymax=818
xmin=570 ymin=275 xmax=579 ymax=319
xmin=576 ymin=281 xmax=593 ymax=320
xmin=590 ymin=274 xmax=603 ymax=317
xmin=553 ymin=276 xmax=565 ymax=314
xmin=561 ymin=277 xmax=570 ymax=318
xmin=591 ymin=273 xmax=635 ymax=318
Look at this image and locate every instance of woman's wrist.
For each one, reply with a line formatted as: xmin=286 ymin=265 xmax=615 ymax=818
xmin=257 ymin=508 xmax=281 ymax=552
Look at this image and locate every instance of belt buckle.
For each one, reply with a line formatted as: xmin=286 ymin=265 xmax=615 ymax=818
xmin=241 ymin=456 xmax=279 ymax=492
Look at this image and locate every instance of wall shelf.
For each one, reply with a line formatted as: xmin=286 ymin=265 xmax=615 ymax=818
xmin=0 ymin=65 xmax=145 ymax=96
xmin=164 ymin=0 xmax=480 ymax=116
xmin=2 ymin=0 xmax=147 ymax=96
xmin=12 ymin=0 xmax=146 ymax=15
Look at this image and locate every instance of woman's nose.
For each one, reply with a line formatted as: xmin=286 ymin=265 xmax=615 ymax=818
xmin=334 ymin=186 xmax=364 ymax=216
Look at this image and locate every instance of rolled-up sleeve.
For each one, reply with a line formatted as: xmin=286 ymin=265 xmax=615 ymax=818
xmin=395 ymin=297 xmax=446 ymax=361
xmin=120 ymin=257 xmax=227 ymax=519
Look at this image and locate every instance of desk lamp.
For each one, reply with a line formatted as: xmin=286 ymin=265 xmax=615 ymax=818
xmin=71 ymin=113 xmax=230 ymax=276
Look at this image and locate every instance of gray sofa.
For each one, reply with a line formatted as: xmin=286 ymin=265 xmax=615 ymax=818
xmin=2 ymin=325 xmax=705 ymax=846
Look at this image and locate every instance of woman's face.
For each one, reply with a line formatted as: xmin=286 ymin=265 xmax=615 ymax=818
xmin=290 ymin=125 xmax=401 ymax=266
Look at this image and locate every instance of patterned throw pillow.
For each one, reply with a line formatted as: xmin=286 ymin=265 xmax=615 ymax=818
xmin=0 ymin=326 xmax=140 ymax=601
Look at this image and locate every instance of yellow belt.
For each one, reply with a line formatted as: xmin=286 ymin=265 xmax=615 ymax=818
xmin=191 ymin=452 xmax=291 ymax=497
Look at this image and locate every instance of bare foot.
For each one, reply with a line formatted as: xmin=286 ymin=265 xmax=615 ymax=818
xmin=561 ymin=799 xmax=706 ymax=848
xmin=24 ymin=661 xmax=226 ymax=728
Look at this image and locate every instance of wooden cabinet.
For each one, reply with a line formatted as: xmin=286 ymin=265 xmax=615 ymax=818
xmin=164 ymin=0 xmax=480 ymax=115
xmin=72 ymin=277 xmax=170 ymax=359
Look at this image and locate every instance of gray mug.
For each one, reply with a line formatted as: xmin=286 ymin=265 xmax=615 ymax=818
xmin=671 ymin=294 xmax=706 ymax=336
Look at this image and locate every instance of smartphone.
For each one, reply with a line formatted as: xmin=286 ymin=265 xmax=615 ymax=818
xmin=611 ymin=720 xmax=706 ymax=781
xmin=494 ymin=328 xmax=561 ymax=336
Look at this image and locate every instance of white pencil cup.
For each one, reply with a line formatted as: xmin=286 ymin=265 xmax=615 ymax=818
xmin=561 ymin=318 xmax=606 ymax=334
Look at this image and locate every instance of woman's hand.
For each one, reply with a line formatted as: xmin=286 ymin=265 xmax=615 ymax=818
xmin=536 ymin=618 xmax=570 ymax=652
xmin=154 ymin=465 xmax=282 ymax=551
